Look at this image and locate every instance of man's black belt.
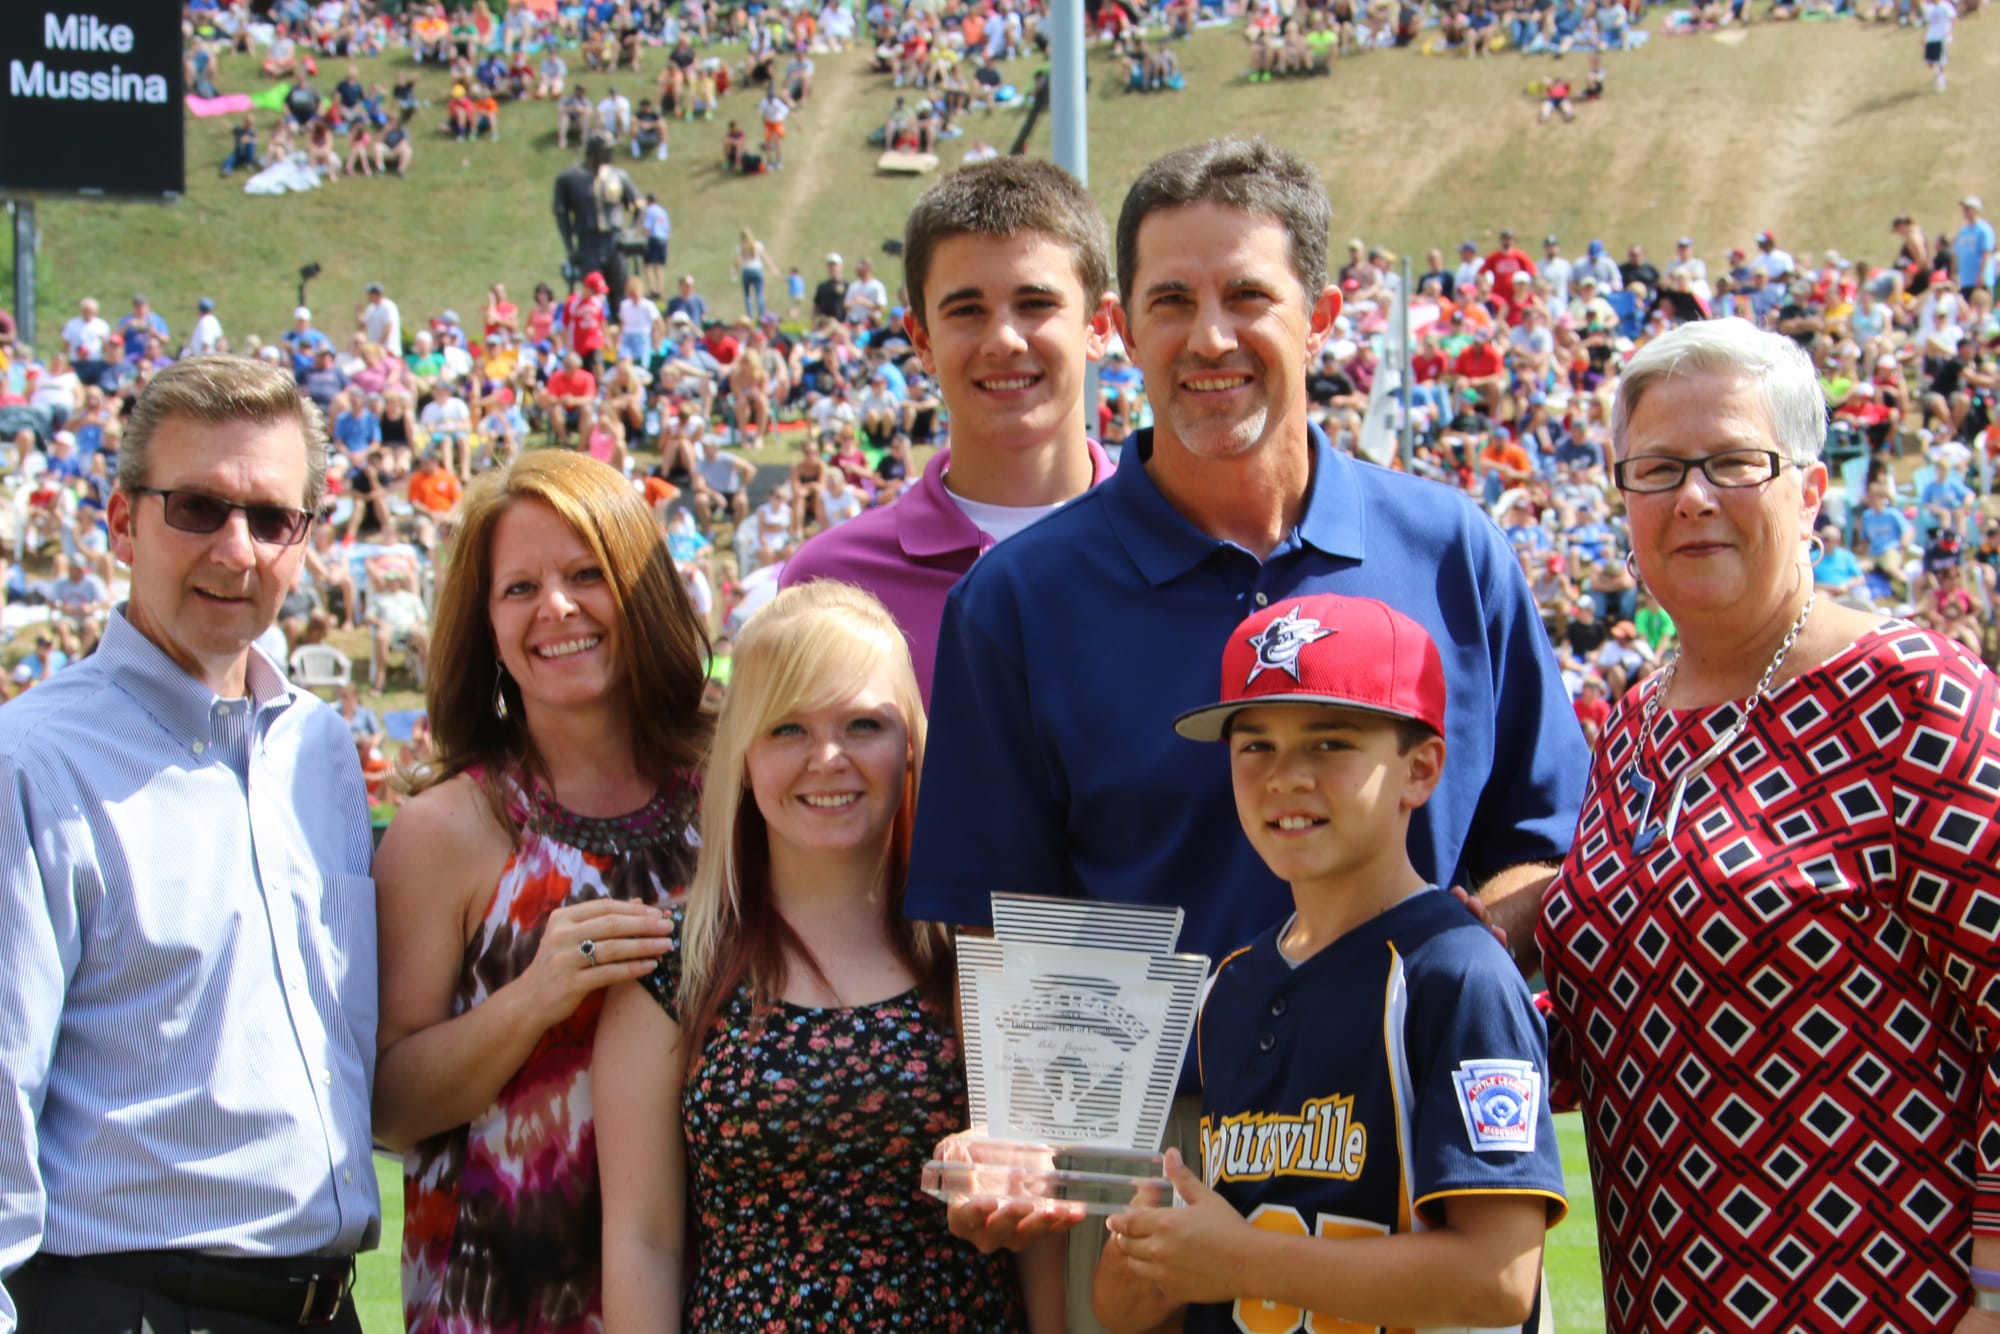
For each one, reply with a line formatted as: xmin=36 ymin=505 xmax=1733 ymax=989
xmin=27 ymin=1248 xmax=355 ymax=1326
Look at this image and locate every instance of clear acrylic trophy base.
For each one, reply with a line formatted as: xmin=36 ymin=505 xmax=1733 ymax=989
xmin=921 ymin=1139 xmax=1179 ymax=1215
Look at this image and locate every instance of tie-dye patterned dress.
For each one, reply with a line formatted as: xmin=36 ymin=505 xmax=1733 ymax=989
xmin=401 ymin=774 xmax=700 ymax=1334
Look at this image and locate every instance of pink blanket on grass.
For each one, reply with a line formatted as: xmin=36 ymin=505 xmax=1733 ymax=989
xmin=188 ymin=92 xmax=254 ymax=116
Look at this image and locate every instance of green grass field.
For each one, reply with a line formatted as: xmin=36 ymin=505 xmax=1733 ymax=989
xmin=7 ymin=12 xmax=2000 ymax=345
xmin=352 ymin=1112 xmax=1605 ymax=1331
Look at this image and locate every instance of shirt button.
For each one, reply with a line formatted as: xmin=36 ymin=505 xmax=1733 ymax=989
xmin=1254 ymin=592 xmax=1269 ymax=607
xmin=344 ymin=1170 xmax=353 ymax=1184
xmin=1269 ymin=998 xmax=1287 ymax=1017
xmin=1258 ymin=1033 xmax=1276 ymax=1052
xmin=320 ymin=1069 xmax=333 ymax=1086
xmin=191 ymin=740 xmax=206 ymax=755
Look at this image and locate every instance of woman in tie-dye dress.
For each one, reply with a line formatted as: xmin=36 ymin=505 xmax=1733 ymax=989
xmin=371 ymin=451 xmax=712 ymax=1333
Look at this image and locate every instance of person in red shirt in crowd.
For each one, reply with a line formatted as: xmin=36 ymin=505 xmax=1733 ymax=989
xmin=1571 ymin=674 xmax=1610 ymax=745
xmin=1481 ymin=227 xmax=1538 ymax=321
xmin=703 ymin=320 xmax=741 ymax=367
xmin=1453 ymin=328 xmax=1508 ymax=414
xmin=543 ymin=350 xmax=599 ymax=448
xmin=564 ymin=271 xmax=610 ymax=374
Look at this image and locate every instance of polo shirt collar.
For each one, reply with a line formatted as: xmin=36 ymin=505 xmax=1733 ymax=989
xmin=898 ymin=439 xmax=1118 ymax=559
xmin=99 ymin=606 xmax=299 ymax=744
xmin=1102 ymin=425 xmax=1366 ymax=586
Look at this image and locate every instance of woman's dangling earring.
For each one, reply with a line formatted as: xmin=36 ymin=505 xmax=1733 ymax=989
xmin=1805 ymin=532 xmax=1826 ymax=564
xmin=1624 ymin=551 xmax=1640 ymax=583
xmin=494 ymin=668 xmax=511 ymax=722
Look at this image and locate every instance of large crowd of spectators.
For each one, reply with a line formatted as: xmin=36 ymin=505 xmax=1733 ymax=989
xmin=0 ymin=0 xmax=1992 ymax=737
xmin=7 ymin=185 xmax=1996 ymax=738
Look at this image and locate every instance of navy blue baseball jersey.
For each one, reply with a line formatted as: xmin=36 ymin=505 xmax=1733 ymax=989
xmin=1190 ymin=888 xmax=1567 ymax=1334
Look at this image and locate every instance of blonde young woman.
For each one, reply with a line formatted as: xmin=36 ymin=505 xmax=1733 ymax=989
xmin=594 ymin=583 xmax=1063 ymax=1333
xmin=732 ymin=226 xmax=775 ymax=320
xmin=373 ymin=451 xmax=710 ymax=1333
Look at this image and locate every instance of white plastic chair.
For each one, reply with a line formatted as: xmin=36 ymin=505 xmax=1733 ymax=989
xmin=289 ymin=643 xmax=353 ymax=689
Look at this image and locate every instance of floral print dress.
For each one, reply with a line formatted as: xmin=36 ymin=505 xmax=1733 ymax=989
xmin=402 ymin=774 xmax=700 ymax=1334
xmin=641 ymin=910 xmax=1024 ymax=1331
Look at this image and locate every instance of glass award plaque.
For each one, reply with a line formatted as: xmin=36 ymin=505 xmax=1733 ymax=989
xmin=922 ymin=894 xmax=1210 ymax=1214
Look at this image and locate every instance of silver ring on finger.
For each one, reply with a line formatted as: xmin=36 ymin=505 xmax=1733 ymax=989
xmin=580 ymin=938 xmax=598 ymax=968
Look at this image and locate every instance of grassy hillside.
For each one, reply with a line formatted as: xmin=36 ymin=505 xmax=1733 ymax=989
xmin=7 ymin=13 xmax=1999 ymax=345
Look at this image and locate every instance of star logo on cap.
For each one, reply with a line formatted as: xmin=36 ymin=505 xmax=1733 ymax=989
xmin=1244 ymin=606 xmax=1333 ymax=685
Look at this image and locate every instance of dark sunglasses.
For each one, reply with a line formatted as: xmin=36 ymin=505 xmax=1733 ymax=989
xmin=130 ymin=487 xmax=314 ymax=546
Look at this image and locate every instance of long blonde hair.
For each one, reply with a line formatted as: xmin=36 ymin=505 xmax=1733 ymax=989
xmin=677 ymin=582 xmax=948 ymax=1066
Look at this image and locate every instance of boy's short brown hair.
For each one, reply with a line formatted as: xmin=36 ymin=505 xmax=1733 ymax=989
xmin=902 ymin=157 xmax=1112 ymax=327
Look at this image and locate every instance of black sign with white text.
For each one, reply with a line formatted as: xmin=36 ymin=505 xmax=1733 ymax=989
xmin=2 ymin=2 xmax=185 ymax=197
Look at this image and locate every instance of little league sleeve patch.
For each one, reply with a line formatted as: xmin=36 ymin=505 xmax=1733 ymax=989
xmin=1452 ymin=1059 xmax=1542 ymax=1153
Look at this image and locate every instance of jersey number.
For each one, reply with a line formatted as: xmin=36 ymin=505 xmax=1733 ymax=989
xmin=1232 ymin=1205 xmax=1406 ymax=1334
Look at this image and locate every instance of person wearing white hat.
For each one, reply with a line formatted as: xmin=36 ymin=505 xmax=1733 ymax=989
xmin=282 ymin=306 xmax=332 ymax=375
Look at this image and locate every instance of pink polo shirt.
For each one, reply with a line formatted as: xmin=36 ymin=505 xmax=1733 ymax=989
xmin=779 ymin=440 xmax=1116 ymax=703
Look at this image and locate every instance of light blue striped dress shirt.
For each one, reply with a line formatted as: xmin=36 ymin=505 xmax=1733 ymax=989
xmin=0 ymin=610 xmax=379 ymax=1334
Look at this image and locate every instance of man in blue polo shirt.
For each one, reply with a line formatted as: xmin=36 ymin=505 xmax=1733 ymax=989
xmin=910 ymin=134 xmax=1583 ymax=959
xmin=914 ymin=137 xmax=1585 ymax=1334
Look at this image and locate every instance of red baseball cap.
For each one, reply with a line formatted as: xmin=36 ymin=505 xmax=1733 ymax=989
xmin=1174 ymin=594 xmax=1448 ymax=742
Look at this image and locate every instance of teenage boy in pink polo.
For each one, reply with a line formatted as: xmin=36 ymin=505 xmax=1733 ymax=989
xmin=779 ymin=157 xmax=1116 ymax=701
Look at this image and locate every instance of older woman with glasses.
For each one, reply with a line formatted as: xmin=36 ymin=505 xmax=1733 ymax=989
xmin=1531 ymin=319 xmax=2000 ymax=1332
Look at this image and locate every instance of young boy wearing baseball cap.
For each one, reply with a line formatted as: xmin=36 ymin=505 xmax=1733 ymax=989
xmin=1094 ymin=593 xmax=1566 ymax=1334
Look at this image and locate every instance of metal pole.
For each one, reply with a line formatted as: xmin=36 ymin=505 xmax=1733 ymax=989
xmin=1049 ymin=0 xmax=1088 ymax=186
xmin=1398 ymin=255 xmax=1413 ymax=471
xmin=12 ymin=202 xmax=37 ymax=352
xmin=1048 ymin=0 xmax=1104 ymax=448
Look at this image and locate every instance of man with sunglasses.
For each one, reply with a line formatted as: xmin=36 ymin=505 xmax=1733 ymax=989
xmin=0 ymin=357 xmax=378 ymax=1333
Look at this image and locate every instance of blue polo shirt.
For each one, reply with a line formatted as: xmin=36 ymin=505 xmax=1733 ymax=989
xmin=906 ymin=427 xmax=1588 ymax=965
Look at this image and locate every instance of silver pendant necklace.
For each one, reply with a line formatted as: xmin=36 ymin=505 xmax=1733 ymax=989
xmin=1622 ymin=593 xmax=1816 ymax=855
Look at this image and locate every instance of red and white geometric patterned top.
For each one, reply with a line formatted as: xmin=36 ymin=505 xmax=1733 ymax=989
xmin=1540 ymin=622 xmax=2000 ymax=1332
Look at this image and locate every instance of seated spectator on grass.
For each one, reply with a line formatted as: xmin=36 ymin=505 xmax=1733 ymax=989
xmin=48 ymin=554 xmax=110 ymax=651
xmin=1812 ymin=520 xmax=1872 ymax=609
xmin=344 ymin=445 xmax=396 ymax=542
xmin=543 ymin=351 xmax=599 ymax=448
xmin=306 ymin=523 xmax=362 ymax=629
xmin=692 ymin=436 xmax=756 ymax=525
xmin=536 ymin=49 xmax=567 ymax=98
xmin=597 ymin=84 xmax=633 ymax=138
xmin=409 ymin=451 xmax=464 ymax=527
xmin=300 ymin=346 xmax=350 ymax=417
xmin=559 ymin=83 xmax=593 ymax=147
xmin=364 ymin=561 xmax=431 ymax=693
xmin=419 ymin=379 xmax=474 ymax=478
xmin=656 ymin=322 xmax=721 ymax=419
xmin=633 ymin=98 xmax=667 ymax=159
xmin=365 ymin=112 xmax=412 ymax=174
xmin=600 ymin=357 xmax=650 ymax=439
xmin=815 ymin=464 xmax=865 ymax=530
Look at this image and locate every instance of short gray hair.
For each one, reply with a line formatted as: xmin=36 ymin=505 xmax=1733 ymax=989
xmin=119 ymin=356 xmax=329 ymax=513
xmin=1611 ymin=318 xmax=1825 ymax=470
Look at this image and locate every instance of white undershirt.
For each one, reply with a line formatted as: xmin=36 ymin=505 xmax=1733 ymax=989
xmin=946 ymin=485 xmax=1070 ymax=544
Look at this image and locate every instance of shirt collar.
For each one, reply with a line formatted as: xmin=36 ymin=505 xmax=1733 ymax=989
xmin=898 ymin=439 xmax=1117 ymax=559
xmin=98 ymin=606 xmax=299 ymax=745
xmin=1100 ymin=424 xmax=1366 ymax=586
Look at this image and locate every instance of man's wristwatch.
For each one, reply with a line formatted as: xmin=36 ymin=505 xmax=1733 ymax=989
xmin=1977 ymin=1288 xmax=2000 ymax=1313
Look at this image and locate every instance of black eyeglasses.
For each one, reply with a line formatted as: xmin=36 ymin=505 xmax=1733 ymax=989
xmin=1612 ymin=449 xmax=1789 ymax=494
xmin=129 ymin=488 xmax=315 ymax=546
